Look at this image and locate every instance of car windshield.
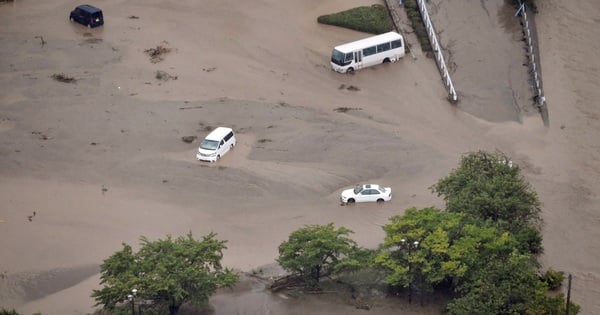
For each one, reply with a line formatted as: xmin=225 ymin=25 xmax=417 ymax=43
xmin=200 ymin=139 xmax=219 ymax=150
xmin=353 ymin=186 xmax=364 ymax=194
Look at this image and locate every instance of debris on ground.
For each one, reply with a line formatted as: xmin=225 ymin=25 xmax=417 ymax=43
xmin=144 ymin=42 xmax=171 ymax=63
xmin=338 ymin=84 xmax=360 ymax=91
xmin=31 ymin=131 xmax=51 ymax=140
xmin=333 ymin=107 xmax=362 ymax=113
xmin=181 ymin=136 xmax=197 ymax=143
xmin=155 ymin=70 xmax=178 ymax=81
xmin=51 ymin=73 xmax=76 ymax=83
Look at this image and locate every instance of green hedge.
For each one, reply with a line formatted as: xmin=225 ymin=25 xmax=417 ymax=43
xmin=317 ymin=5 xmax=394 ymax=35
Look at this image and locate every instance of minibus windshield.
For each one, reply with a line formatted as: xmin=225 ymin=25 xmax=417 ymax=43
xmin=331 ymin=49 xmax=346 ymax=66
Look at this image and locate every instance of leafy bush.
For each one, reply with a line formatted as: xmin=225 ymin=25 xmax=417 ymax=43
xmin=539 ymin=268 xmax=565 ymax=290
xmin=0 ymin=309 xmax=20 ymax=315
xmin=317 ymin=5 xmax=394 ymax=35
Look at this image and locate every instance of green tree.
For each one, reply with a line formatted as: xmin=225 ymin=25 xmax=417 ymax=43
xmin=527 ymin=280 xmax=581 ymax=315
xmin=431 ymin=150 xmax=543 ymax=253
xmin=92 ymin=232 xmax=238 ymax=315
xmin=375 ymin=208 xmax=519 ymax=301
xmin=375 ymin=207 xmax=461 ymax=296
xmin=431 ymin=150 xmax=541 ymax=225
xmin=277 ymin=223 xmax=357 ymax=287
xmin=446 ymin=250 xmax=539 ymax=315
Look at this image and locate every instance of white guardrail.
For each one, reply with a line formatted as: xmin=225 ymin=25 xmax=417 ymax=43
xmin=516 ymin=2 xmax=548 ymax=126
xmin=415 ymin=0 xmax=458 ymax=102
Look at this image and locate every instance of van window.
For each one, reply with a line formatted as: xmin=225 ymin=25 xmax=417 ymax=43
xmin=224 ymin=132 xmax=233 ymax=141
xmin=377 ymin=42 xmax=391 ymax=53
xmin=363 ymin=46 xmax=376 ymax=56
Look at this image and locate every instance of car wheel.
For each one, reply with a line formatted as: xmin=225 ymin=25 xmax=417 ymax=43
xmin=377 ymin=199 xmax=385 ymax=203
xmin=347 ymin=198 xmax=355 ymax=204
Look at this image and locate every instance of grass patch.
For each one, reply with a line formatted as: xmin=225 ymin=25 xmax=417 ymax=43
xmin=318 ymin=5 xmax=394 ymax=35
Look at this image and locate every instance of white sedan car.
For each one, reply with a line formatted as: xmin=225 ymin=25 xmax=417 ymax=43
xmin=340 ymin=184 xmax=392 ymax=204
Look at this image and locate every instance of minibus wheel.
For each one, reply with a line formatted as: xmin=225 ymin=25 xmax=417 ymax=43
xmin=346 ymin=67 xmax=354 ymax=74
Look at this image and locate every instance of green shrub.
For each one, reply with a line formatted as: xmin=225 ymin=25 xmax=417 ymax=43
xmin=402 ymin=0 xmax=432 ymax=52
xmin=539 ymin=268 xmax=565 ymax=290
xmin=317 ymin=5 xmax=394 ymax=35
xmin=0 ymin=309 xmax=20 ymax=315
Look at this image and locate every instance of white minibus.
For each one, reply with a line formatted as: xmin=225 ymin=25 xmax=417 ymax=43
xmin=330 ymin=32 xmax=405 ymax=73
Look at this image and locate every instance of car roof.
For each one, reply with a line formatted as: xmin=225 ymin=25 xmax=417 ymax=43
xmin=204 ymin=127 xmax=233 ymax=141
xmin=77 ymin=4 xmax=102 ymax=13
xmin=361 ymin=184 xmax=382 ymax=189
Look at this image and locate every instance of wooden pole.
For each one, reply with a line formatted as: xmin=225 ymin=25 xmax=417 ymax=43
xmin=565 ymin=273 xmax=572 ymax=315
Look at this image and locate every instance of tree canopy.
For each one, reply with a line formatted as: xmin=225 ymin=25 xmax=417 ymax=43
xmin=431 ymin=150 xmax=541 ymax=227
xmin=92 ymin=232 xmax=238 ymax=315
xmin=277 ymin=223 xmax=357 ymax=286
xmin=431 ymin=150 xmax=543 ymax=253
xmin=372 ymin=151 xmax=579 ymax=314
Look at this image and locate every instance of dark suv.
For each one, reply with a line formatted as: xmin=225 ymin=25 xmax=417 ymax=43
xmin=69 ymin=5 xmax=103 ymax=28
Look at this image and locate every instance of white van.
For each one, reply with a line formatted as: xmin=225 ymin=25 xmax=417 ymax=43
xmin=196 ymin=127 xmax=236 ymax=162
